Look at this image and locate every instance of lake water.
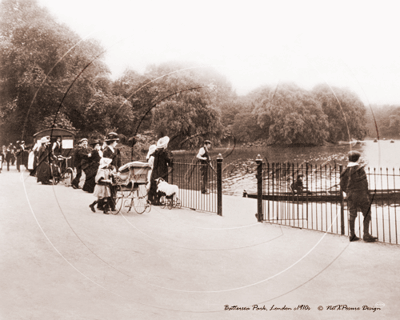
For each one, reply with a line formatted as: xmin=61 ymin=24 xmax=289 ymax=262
xmin=172 ymin=139 xmax=400 ymax=169
xmin=171 ymin=140 xmax=400 ymax=196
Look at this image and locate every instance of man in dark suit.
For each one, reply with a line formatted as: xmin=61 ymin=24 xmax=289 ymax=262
xmin=71 ymin=138 xmax=91 ymax=189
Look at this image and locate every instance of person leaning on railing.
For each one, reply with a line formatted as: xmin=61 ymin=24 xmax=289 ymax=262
xmin=340 ymin=151 xmax=377 ymax=242
xmin=196 ymin=140 xmax=213 ymax=194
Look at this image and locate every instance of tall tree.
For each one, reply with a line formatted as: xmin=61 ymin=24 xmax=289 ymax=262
xmin=0 ymin=0 xmax=120 ymax=144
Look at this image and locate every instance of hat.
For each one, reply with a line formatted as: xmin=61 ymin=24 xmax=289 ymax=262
xmin=146 ymin=144 xmax=157 ymax=159
xmin=40 ymin=136 xmax=50 ymax=144
xmin=348 ymin=150 xmax=361 ymax=162
xmin=156 ymin=136 xmax=169 ymax=149
xmin=90 ymin=139 xmax=101 ymax=146
xmin=204 ymin=140 xmax=212 ymax=145
xmin=99 ymin=157 xmax=112 ymax=169
xmin=105 ymin=132 xmax=119 ymax=142
xmin=79 ymin=138 xmax=88 ymax=144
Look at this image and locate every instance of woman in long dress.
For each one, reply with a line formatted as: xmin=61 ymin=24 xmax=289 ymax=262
xmin=36 ymin=136 xmax=52 ymax=185
xmin=149 ymin=136 xmax=171 ymax=205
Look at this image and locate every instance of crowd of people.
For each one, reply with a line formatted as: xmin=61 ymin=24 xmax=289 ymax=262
xmin=0 ymin=141 xmax=30 ymax=173
xmin=3 ymin=132 xmax=173 ymax=214
xmin=2 ymin=133 xmax=215 ymax=215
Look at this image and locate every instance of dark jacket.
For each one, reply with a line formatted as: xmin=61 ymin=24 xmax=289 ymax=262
xmin=340 ymin=164 xmax=369 ymax=193
xmin=103 ymin=146 xmax=118 ymax=168
xmin=73 ymin=147 xmax=90 ymax=169
xmin=151 ymin=148 xmax=171 ymax=180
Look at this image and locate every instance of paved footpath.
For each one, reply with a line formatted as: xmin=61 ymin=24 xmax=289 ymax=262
xmin=0 ymin=167 xmax=399 ymax=320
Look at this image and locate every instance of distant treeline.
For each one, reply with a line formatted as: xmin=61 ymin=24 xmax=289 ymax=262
xmin=0 ymin=0 xmax=368 ymax=148
xmin=364 ymin=105 xmax=400 ymax=139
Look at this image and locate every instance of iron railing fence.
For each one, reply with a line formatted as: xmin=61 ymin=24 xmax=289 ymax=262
xmin=257 ymin=162 xmax=400 ymax=245
xmin=120 ymin=154 xmax=223 ymax=214
xmin=169 ymin=160 xmax=219 ymax=214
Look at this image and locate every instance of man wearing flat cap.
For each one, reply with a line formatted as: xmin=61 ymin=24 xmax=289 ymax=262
xmin=197 ymin=140 xmax=212 ymax=194
xmin=82 ymin=139 xmax=102 ymax=193
xmin=71 ymin=138 xmax=91 ymax=189
xmin=340 ymin=150 xmax=377 ymax=242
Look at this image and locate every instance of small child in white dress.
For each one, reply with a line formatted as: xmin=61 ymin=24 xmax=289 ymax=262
xmin=90 ymin=157 xmax=115 ymax=214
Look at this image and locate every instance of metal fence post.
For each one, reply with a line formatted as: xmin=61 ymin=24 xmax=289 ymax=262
xmin=256 ymin=154 xmax=263 ymax=222
xmin=170 ymin=158 xmax=173 ymax=184
xmin=217 ymin=153 xmax=223 ymax=216
xmin=339 ymin=165 xmax=345 ymax=235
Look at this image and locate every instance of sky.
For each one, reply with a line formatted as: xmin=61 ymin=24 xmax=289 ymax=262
xmin=36 ymin=0 xmax=400 ymax=105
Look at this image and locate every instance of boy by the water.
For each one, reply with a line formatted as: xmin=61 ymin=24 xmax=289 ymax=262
xmin=291 ymin=174 xmax=304 ymax=193
xmin=196 ymin=140 xmax=212 ymax=194
xmin=340 ymin=151 xmax=377 ymax=242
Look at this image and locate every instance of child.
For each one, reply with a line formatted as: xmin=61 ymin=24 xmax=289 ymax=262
xmin=90 ymin=157 xmax=115 ymax=214
xmin=340 ymin=150 xmax=377 ymax=242
xmin=291 ymin=174 xmax=304 ymax=193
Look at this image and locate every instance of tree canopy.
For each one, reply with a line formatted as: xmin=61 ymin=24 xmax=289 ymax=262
xmin=0 ymin=0 xmax=369 ymax=148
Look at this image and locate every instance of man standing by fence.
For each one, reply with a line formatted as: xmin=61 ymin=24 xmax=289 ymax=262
xmin=197 ymin=140 xmax=212 ymax=194
xmin=340 ymin=151 xmax=377 ymax=242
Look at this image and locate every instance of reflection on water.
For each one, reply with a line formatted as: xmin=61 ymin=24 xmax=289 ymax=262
xmin=172 ymin=140 xmax=400 ymax=195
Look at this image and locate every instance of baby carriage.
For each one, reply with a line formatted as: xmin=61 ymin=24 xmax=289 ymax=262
xmin=156 ymin=178 xmax=182 ymax=210
xmin=113 ymin=161 xmax=152 ymax=214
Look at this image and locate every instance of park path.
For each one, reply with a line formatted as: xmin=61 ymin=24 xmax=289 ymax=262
xmin=0 ymin=166 xmax=399 ymax=320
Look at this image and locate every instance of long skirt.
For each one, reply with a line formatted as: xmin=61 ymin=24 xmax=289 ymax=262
xmin=36 ymin=161 xmax=51 ymax=184
xmin=82 ymin=165 xmax=98 ymax=193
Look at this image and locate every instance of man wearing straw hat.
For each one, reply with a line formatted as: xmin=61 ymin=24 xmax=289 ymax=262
xmin=340 ymin=150 xmax=377 ymax=242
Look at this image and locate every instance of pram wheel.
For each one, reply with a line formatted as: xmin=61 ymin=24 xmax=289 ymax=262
xmin=175 ymin=197 xmax=181 ymax=209
xmin=133 ymin=184 xmax=149 ymax=214
xmin=167 ymin=196 xmax=174 ymax=210
xmin=159 ymin=196 xmax=167 ymax=209
xmin=114 ymin=193 xmax=124 ymax=214
xmin=145 ymin=200 xmax=152 ymax=213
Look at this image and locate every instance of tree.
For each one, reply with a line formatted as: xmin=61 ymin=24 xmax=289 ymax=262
xmin=37 ymin=112 xmax=75 ymax=131
xmin=0 ymin=0 xmax=117 ymax=145
xmin=312 ymin=84 xmax=367 ymax=142
xmin=251 ymin=83 xmax=329 ymax=145
xmin=144 ymin=62 xmax=224 ymax=147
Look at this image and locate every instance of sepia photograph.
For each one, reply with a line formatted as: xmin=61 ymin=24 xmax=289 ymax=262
xmin=0 ymin=0 xmax=399 ymax=319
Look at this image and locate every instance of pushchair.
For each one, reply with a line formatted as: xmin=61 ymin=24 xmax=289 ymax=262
xmin=155 ymin=178 xmax=182 ymax=210
xmin=113 ymin=161 xmax=152 ymax=214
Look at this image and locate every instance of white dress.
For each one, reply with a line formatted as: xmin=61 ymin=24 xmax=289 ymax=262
xmin=93 ymin=168 xmax=112 ymax=199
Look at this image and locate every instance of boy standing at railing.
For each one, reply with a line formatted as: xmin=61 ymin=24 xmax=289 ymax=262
xmin=340 ymin=151 xmax=377 ymax=242
xmin=197 ymin=140 xmax=212 ymax=194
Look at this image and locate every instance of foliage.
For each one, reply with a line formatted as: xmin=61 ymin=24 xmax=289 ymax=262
xmin=0 ymin=1 xmax=371 ymax=148
xmin=365 ymin=104 xmax=400 ymax=139
xmin=37 ymin=112 xmax=75 ymax=131
xmin=312 ymin=84 xmax=367 ymax=142
xmin=0 ymin=0 xmax=129 ymax=145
